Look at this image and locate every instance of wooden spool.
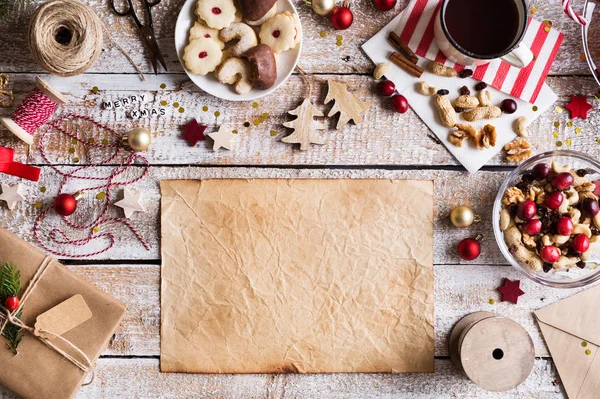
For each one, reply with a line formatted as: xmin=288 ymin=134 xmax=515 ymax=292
xmin=449 ymin=313 xmax=535 ymax=392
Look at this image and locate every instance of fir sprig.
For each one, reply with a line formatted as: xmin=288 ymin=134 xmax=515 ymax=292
xmin=0 ymin=263 xmax=23 ymax=355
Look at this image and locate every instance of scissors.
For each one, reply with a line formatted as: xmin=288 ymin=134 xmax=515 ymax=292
xmin=110 ymin=0 xmax=168 ymax=73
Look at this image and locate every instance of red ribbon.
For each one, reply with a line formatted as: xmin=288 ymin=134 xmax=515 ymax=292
xmin=0 ymin=147 xmax=41 ymax=181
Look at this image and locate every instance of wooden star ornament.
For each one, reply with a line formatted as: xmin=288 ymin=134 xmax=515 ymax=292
xmin=281 ymin=99 xmax=325 ymax=151
xmin=325 ymin=80 xmax=372 ymax=130
xmin=0 ymin=183 xmax=25 ymax=210
xmin=207 ymin=125 xmax=237 ymax=151
xmin=182 ymin=119 xmax=207 ymax=146
xmin=565 ymin=95 xmax=593 ymax=119
xmin=115 ymin=188 xmax=146 ymax=218
xmin=497 ymin=278 xmax=525 ymax=304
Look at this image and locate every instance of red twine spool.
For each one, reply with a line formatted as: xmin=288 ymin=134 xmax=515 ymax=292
xmin=0 ymin=77 xmax=68 ymax=145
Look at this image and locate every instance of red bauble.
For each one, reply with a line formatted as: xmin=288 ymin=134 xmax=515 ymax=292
xmin=5 ymin=296 xmax=19 ymax=311
xmin=330 ymin=6 xmax=353 ymax=30
xmin=54 ymin=193 xmax=79 ymax=216
xmin=378 ymin=80 xmax=396 ymax=96
xmin=373 ymin=0 xmax=397 ymax=11
xmin=457 ymin=238 xmax=481 ymax=261
xmin=391 ymin=94 xmax=409 ymax=113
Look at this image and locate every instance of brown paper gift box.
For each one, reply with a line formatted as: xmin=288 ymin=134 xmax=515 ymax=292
xmin=0 ymin=227 xmax=126 ymax=399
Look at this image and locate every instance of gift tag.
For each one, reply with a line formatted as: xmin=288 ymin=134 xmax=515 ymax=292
xmin=34 ymin=294 xmax=92 ymax=340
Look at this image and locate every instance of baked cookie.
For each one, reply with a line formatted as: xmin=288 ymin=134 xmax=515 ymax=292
xmin=237 ymin=0 xmax=277 ymax=25
xmin=244 ymin=44 xmax=277 ymax=90
xmin=183 ymin=38 xmax=223 ymax=75
xmin=215 ymin=57 xmax=254 ymax=94
xmin=219 ymin=22 xmax=258 ymax=57
xmin=196 ymin=0 xmax=236 ymax=30
xmin=259 ymin=12 xmax=299 ymax=53
xmin=189 ymin=21 xmax=225 ymax=49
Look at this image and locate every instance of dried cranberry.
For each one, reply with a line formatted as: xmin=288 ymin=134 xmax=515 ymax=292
xmin=592 ymin=227 xmax=600 ymax=236
xmin=515 ymin=182 xmax=530 ymax=192
xmin=211 ymin=7 xmax=221 ymax=14
xmin=459 ymin=68 xmax=473 ymax=78
xmin=509 ymin=204 xmax=518 ymax=217
xmin=521 ymin=173 xmax=534 ymax=183
xmin=508 ymin=244 xmax=518 ymax=254
xmin=437 ymin=89 xmax=449 ymax=95
xmin=537 ymin=207 xmax=548 ymax=217
xmin=459 ymin=86 xmax=470 ymax=95
xmin=577 ymin=261 xmax=586 ymax=269
xmin=454 ymin=106 xmax=467 ymax=113
xmin=198 ymin=51 xmax=208 ymax=59
xmin=577 ymin=169 xmax=589 ymax=177
xmin=543 ymin=263 xmax=553 ymax=273
xmin=272 ymin=30 xmax=281 ymax=38
xmin=540 ymin=217 xmax=552 ymax=231
xmin=475 ymin=82 xmax=487 ymax=91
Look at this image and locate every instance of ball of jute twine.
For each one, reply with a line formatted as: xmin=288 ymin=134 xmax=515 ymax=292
xmin=28 ymin=0 xmax=144 ymax=79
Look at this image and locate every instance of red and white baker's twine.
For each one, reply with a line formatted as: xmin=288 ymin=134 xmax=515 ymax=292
xmin=33 ymin=114 xmax=150 ymax=258
xmin=11 ymin=89 xmax=60 ymax=137
xmin=563 ymin=0 xmax=589 ymax=26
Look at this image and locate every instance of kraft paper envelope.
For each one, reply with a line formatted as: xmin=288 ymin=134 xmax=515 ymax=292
xmin=534 ymin=285 xmax=600 ymax=399
xmin=160 ymin=179 xmax=434 ymax=374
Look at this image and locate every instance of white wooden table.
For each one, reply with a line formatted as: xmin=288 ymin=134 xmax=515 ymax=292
xmin=1 ymin=0 xmax=597 ymax=397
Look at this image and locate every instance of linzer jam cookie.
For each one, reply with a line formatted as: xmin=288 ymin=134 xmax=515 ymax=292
xmin=259 ymin=12 xmax=299 ymax=53
xmin=183 ymin=38 xmax=223 ymax=75
xmin=196 ymin=0 xmax=236 ymax=30
xmin=189 ymin=21 xmax=225 ymax=49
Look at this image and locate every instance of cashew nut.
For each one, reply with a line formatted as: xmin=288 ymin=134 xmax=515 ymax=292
xmin=541 ymin=235 xmax=553 ymax=246
xmin=565 ymin=187 xmax=580 ymax=205
xmin=500 ymin=209 xmax=512 ymax=231
xmin=574 ymin=224 xmax=592 ymax=238
xmin=558 ymin=197 xmax=569 ymax=214
xmin=553 ymin=256 xmax=580 ymax=270
xmin=373 ymin=62 xmax=390 ymax=80
xmin=552 ymin=234 xmax=570 ymax=245
xmin=569 ymin=208 xmax=582 ymax=225
xmin=569 ymin=171 xmax=588 ymax=188
xmin=477 ymin=89 xmax=492 ymax=106
xmin=513 ymin=116 xmax=528 ymax=137
xmin=504 ymin=225 xmax=543 ymax=271
xmin=581 ymin=235 xmax=600 ymax=261
xmin=416 ymin=81 xmax=436 ymax=96
xmin=551 ymin=161 xmax=570 ymax=174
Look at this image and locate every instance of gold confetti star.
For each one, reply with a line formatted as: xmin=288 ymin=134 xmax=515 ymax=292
xmin=93 ymin=226 xmax=99 ymax=233
xmin=566 ymin=139 xmax=572 ymax=146
xmin=40 ymin=186 xmax=46 ymax=193
xmin=173 ymin=102 xmax=180 ymax=108
xmin=488 ymin=299 xmax=495 ymax=305
xmin=553 ymin=132 xmax=559 ymax=138
xmin=73 ymin=157 xmax=80 ymax=163
xmin=160 ymin=83 xmax=166 ymax=89
xmin=96 ymin=192 xmax=106 ymax=200
xmin=179 ymin=107 xmax=185 ymax=113
xmin=586 ymin=349 xmax=592 ymax=355
xmin=91 ymin=86 xmax=99 ymax=94
xmin=252 ymin=102 xmax=259 ymax=108
xmin=270 ymin=130 xmax=277 ymax=136
xmin=35 ymin=201 xmax=42 ymax=209
xmin=582 ymin=341 xmax=588 ymax=347
xmin=567 ymin=121 xmax=574 ymax=127
xmin=320 ymin=31 xmax=326 ymax=37
xmin=532 ymin=105 xmax=538 ymax=111
xmin=575 ymin=127 xmax=582 ymax=134
xmin=160 ymin=100 xmax=167 ymax=106
xmin=214 ymin=111 xmax=221 ymax=117
xmin=202 ymin=105 xmax=208 ymax=112
xmin=555 ymin=107 xmax=563 ymax=113
xmin=556 ymin=141 xmax=563 ymax=147
xmin=554 ymin=121 xmax=560 ymax=127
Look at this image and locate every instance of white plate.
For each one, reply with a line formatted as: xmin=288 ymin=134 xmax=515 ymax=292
xmin=175 ymin=0 xmax=302 ymax=101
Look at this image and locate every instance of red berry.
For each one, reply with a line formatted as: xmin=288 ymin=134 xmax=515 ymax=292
xmin=517 ymin=200 xmax=536 ymax=220
xmin=5 ymin=296 xmax=19 ymax=312
xmin=532 ymin=163 xmax=550 ymax=181
xmin=540 ymin=246 xmax=561 ymax=263
xmin=556 ymin=217 xmax=574 ymax=236
xmin=378 ymin=80 xmax=395 ymax=96
xmin=544 ymin=191 xmax=564 ymax=210
xmin=457 ymin=238 xmax=481 ymax=261
xmin=391 ymin=94 xmax=408 ymax=113
xmin=522 ymin=219 xmax=542 ymax=235
xmin=552 ymin=172 xmax=574 ymax=190
xmin=581 ymin=198 xmax=600 ymax=217
xmin=572 ymin=235 xmax=590 ymax=253
xmin=500 ymin=99 xmax=518 ymax=114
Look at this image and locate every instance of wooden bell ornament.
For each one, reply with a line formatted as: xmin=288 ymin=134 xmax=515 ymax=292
xmin=449 ymin=312 xmax=535 ymax=392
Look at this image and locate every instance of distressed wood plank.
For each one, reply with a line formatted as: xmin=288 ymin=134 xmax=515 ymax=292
xmin=1 ymin=167 xmax=511 ymax=262
xmin=68 ymin=263 xmax=590 ymax=358
xmin=0 ymin=0 xmax=596 ymax=76
xmin=0 ymin=74 xmax=598 ymax=167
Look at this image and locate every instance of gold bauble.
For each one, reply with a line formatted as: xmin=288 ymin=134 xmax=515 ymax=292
xmin=312 ymin=0 xmax=335 ymax=16
xmin=123 ymin=127 xmax=151 ymax=151
xmin=450 ymin=205 xmax=480 ymax=228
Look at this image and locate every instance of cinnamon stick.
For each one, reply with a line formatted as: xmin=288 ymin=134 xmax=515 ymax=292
xmin=389 ymin=32 xmax=419 ymax=64
xmin=389 ymin=52 xmax=424 ymax=78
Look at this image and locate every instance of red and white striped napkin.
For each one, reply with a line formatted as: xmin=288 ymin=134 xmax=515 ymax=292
xmin=396 ymin=0 xmax=564 ymax=103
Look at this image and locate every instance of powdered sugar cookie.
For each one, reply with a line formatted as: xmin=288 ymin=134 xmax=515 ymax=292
xmin=259 ymin=12 xmax=299 ymax=53
xmin=183 ymin=38 xmax=223 ymax=75
xmin=189 ymin=21 xmax=225 ymax=49
xmin=219 ymin=22 xmax=258 ymax=57
xmin=196 ymin=0 xmax=236 ymax=30
xmin=215 ymin=57 xmax=254 ymax=94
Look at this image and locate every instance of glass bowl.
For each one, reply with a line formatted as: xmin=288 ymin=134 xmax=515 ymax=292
xmin=493 ymin=150 xmax=600 ymax=288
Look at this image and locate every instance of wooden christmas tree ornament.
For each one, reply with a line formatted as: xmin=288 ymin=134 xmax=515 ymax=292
xmin=282 ymin=98 xmax=325 ymax=151
xmin=449 ymin=312 xmax=534 ymax=392
xmin=325 ymin=80 xmax=372 ymax=130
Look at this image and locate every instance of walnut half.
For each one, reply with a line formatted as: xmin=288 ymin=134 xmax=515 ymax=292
xmin=504 ymin=138 xmax=533 ymax=163
xmin=474 ymin=124 xmax=497 ymax=149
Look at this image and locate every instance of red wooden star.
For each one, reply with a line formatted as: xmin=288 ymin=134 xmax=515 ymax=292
xmin=565 ymin=95 xmax=593 ymax=119
xmin=497 ymin=278 xmax=525 ymax=304
xmin=182 ymin=119 xmax=207 ymax=146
